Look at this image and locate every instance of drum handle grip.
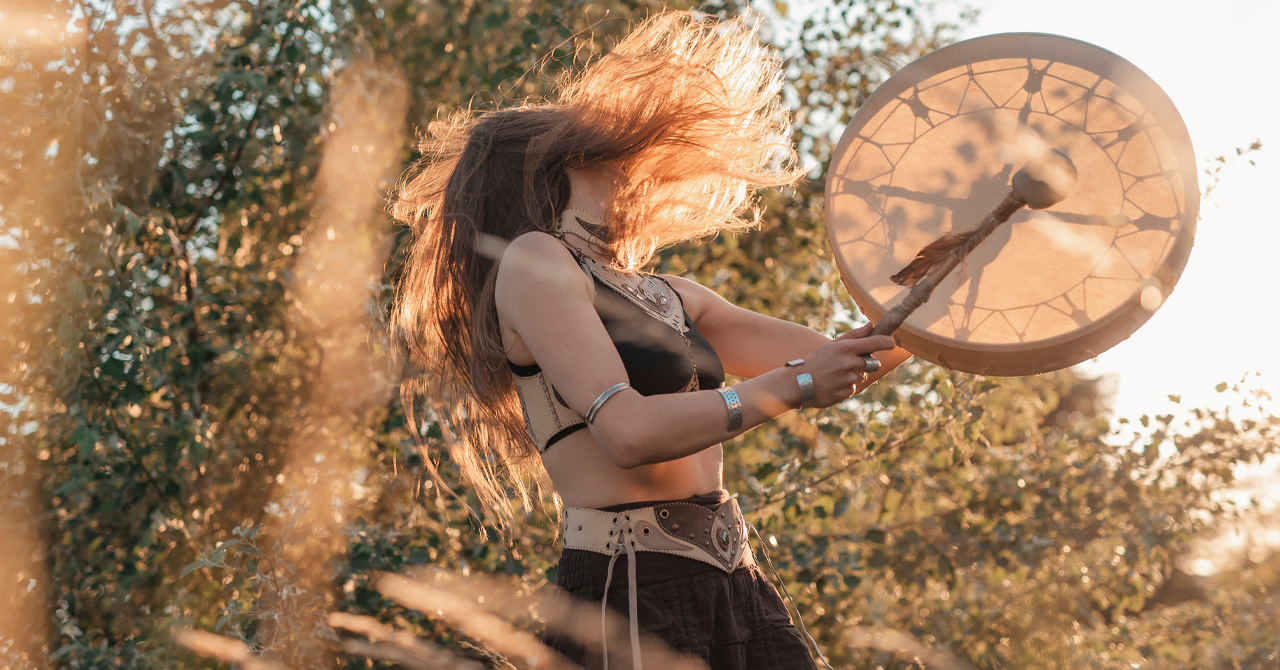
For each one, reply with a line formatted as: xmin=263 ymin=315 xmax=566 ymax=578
xmin=870 ymin=191 xmax=1027 ymax=338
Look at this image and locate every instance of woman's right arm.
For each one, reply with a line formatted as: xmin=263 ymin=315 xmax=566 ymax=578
xmin=495 ymin=233 xmax=892 ymax=468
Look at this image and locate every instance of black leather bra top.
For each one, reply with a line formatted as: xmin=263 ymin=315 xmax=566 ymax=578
xmin=509 ymin=272 xmax=725 ymax=392
xmin=512 ymin=272 xmax=732 ymax=394
xmin=508 ymin=268 xmax=725 ymax=450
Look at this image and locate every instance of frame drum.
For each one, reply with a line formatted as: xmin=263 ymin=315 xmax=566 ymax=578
xmin=826 ymin=33 xmax=1198 ymax=375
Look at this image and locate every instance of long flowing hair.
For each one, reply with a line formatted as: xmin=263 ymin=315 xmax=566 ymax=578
xmin=389 ymin=11 xmax=805 ymax=531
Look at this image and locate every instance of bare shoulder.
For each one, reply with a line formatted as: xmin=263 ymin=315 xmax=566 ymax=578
xmin=496 ymin=232 xmax=592 ymax=308
xmin=501 ymin=230 xmax=576 ymax=267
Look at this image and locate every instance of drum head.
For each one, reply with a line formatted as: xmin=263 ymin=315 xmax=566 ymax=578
xmin=826 ymin=33 xmax=1198 ymax=375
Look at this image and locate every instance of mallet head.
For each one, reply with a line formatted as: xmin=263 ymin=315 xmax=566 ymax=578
xmin=1012 ymin=148 xmax=1079 ymax=210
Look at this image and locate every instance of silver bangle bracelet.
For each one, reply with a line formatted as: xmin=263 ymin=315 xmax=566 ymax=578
xmin=585 ymin=382 xmax=631 ymax=425
xmin=796 ymin=372 xmax=816 ymax=410
xmin=716 ymin=386 xmax=743 ymax=432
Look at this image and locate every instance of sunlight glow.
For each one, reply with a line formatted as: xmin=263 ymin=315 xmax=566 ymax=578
xmin=964 ymin=0 xmax=1280 ymax=575
xmin=964 ymin=0 xmax=1279 ymax=419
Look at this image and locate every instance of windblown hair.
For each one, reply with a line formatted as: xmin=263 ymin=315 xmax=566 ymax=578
xmin=389 ymin=11 xmax=804 ymax=531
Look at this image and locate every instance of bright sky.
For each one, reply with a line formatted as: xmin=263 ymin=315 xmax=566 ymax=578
xmin=962 ymin=0 xmax=1280 ymax=422
xmin=961 ymin=0 xmax=1280 ymax=571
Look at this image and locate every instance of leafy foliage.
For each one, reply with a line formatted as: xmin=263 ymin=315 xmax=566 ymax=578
xmin=2 ymin=0 xmax=1278 ymax=669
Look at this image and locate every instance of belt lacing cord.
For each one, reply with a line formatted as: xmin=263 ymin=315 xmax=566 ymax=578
xmin=600 ymin=513 xmax=643 ymax=670
xmin=746 ymin=520 xmax=835 ymax=670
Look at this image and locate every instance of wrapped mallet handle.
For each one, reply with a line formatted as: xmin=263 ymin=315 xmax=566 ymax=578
xmin=870 ymin=150 xmax=1079 ymax=338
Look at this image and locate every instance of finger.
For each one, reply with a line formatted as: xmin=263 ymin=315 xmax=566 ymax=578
xmin=839 ymin=335 xmax=896 ymax=354
xmin=836 ymin=323 xmax=874 ymax=340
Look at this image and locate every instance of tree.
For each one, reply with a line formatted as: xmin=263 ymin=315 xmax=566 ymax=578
xmin=2 ymin=1 xmax=1277 ymax=669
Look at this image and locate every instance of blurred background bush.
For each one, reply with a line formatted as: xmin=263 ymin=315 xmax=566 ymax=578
xmin=2 ymin=1 xmax=1277 ymax=668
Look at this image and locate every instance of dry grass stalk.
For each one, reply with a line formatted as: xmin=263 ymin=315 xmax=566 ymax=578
xmin=255 ymin=59 xmax=409 ymax=666
xmin=376 ymin=573 xmax=577 ymax=669
xmin=339 ymin=638 xmax=474 ymax=670
xmin=0 ymin=4 xmax=84 ymax=665
xmin=375 ymin=570 xmax=710 ymax=670
xmin=173 ymin=629 xmax=286 ymax=670
xmin=328 ymin=612 xmax=485 ymax=670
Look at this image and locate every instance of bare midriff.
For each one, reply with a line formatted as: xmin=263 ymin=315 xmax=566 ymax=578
xmin=540 ymin=428 xmax=724 ymax=509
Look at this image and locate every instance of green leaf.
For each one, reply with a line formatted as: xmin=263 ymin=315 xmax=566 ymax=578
xmin=178 ymin=558 xmax=211 ymax=579
xmin=73 ymin=426 xmax=96 ymax=458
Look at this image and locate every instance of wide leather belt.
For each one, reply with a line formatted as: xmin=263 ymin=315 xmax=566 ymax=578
xmin=560 ymin=498 xmax=753 ymax=670
xmin=562 ymin=497 xmax=753 ymax=572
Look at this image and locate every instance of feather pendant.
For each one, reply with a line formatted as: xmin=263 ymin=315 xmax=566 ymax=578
xmin=890 ymin=231 xmax=973 ymax=287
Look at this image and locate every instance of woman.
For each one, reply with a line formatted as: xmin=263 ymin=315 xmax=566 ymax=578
xmin=391 ymin=11 xmax=910 ymax=670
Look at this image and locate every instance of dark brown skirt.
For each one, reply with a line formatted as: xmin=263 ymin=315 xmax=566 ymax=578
xmin=544 ymin=491 xmax=818 ymax=670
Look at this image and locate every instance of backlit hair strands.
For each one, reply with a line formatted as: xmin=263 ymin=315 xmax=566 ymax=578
xmin=389 ymin=11 xmax=804 ymax=531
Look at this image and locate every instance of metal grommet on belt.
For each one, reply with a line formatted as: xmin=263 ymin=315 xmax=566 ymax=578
xmin=659 ymin=509 xmax=669 ymax=518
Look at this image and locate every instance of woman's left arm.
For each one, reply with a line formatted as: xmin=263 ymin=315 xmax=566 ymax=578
xmin=663 ymin=275 xmax=912 ymax=392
